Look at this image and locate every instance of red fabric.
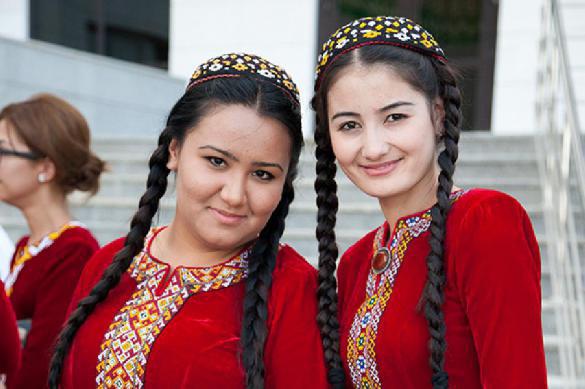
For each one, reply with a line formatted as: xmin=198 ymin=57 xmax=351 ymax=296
xmin=337 ymin=189 xmax=548 ymax=388
xmin=0 ymin=280 xmax=20 ymax=380
xmin=62 ymin=239 xmax=329 ymax=388
xmin=8 ymin=227 xmax=99 ymax=389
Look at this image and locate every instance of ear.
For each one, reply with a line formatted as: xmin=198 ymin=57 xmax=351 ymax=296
xmin=432 ymin=97 xmax=445 ymax=138
xmin=37 ymin=158 xmax=57 ymax=182
xmin=167 ymin=138 xmax=179 ymax=171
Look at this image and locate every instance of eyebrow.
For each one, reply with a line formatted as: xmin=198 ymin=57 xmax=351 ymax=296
xmin=330 ymin=101 xmax=414 ymax=121
xmin=199 ymin=145 xmax=284 ymax=172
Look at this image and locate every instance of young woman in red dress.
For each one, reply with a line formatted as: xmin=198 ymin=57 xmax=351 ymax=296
xmin=0 ymin=94 xmax=104 ymax=388
xmin=48 ymin=53 xmax=329 ymax=389
xmin=312 ymin=16 xmax=548 ymax=388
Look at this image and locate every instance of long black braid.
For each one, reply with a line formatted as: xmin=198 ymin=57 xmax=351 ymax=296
xmin=48 ymin=126 xmax=172 ymax=388
xmin=241 ymin=177 xmax=296 ymax=389
xmin=313 ymin=45 xmax=462 ymax=388
xmin=423 ymin=59 xmax=461 ymax=388
xmin=49 ymin=77 xmax=303 ymax=389
xmin=312 ymin=99 xmax=345 ymax=388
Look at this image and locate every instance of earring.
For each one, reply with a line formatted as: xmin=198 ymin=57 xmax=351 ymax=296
xmin=38 ymin=173 xmax=47 ymax=183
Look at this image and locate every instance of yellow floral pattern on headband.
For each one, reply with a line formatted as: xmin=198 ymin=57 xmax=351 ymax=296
xmin=315 ymin=16 xmax=447 ymax=90
xmin=188 ymin=53 xmax=300 ymax=104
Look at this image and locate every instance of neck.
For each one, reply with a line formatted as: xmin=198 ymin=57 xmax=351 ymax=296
xmin=154 ymin=219 xmax=246 ymax=270
xmin=19 ymin=188 xmax=71 ymax=243
xmin=379 ymin=165 xmax=440 ymax=234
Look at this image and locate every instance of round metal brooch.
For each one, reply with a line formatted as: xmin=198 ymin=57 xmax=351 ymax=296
xmin=371 ymin=246 xmax=391 ymax=275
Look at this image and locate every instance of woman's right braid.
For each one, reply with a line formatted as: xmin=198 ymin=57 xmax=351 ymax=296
xmin=314 ymin=124 xmax=345 ymax=388
xmin=48 ymin=128 xmax=173 ymax=388
xmin=423 ymin=61 xmax=462 ymax=389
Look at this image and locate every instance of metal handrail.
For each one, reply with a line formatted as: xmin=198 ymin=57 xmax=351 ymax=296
xmin=536 ymin=0 xmax=585 ymax=385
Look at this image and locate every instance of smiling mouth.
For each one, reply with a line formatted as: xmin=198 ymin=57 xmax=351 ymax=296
xmin=209 ymin=207 xmax=247 ymax=225
xmin=359 ymin=158 xmax=403 ymax=176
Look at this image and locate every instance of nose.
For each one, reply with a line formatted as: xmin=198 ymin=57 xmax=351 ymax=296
xmin=361 ymin=126 xmax=390 ymax=161
xmin=220 ymin=174 xmax=247 ymax=209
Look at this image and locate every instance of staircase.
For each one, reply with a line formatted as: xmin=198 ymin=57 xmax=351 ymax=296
xmin=0 ymin=131 xmax=573 ymax=385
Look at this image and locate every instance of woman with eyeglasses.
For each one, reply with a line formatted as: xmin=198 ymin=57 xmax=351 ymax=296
xmin=0 ymin=93 xmax=105 ymax=389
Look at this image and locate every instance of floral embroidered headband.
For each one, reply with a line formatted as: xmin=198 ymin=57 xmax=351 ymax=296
xmin=187 ymin=52 xmax=300 ymax=105
xmin=315 ymin=16 xmax=447 ymax=90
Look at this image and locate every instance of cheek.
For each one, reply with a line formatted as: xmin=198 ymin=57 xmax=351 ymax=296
xmin=330 ymin=132 xmax=358 ymax=167
xmin=248 ymin=181 xmax=285 ymax=217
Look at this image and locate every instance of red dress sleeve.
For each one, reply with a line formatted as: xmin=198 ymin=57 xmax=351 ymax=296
xmin=264 ymin=245 xmax=329 ymax=388
xmin=0 ymin=280 xmax=20 ymax=380
xmin=12 ymin=237 xmax=98 ymax=389
xmin=451 ymin=193 xmax=547 ymax=388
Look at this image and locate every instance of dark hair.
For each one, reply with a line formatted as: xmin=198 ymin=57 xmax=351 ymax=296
xmin=0 ymin=93 xmax=105 ymax=195
xmin=312 ymin=45 xmax=461 ymax=389
xmin=48 ymin=77 xmax=303 ymax=389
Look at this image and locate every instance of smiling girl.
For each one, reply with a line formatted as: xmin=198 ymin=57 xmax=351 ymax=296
xmin=313 ymin=16 xmax=548 ymax=389
xmin=48 ymin=53 xmax=328 ymax=389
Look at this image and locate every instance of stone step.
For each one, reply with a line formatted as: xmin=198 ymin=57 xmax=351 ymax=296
xmin=93 ymin=172 xmax=546 ymax=209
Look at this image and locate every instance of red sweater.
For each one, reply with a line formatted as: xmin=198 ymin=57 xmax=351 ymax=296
xmin=62 ymin=228 xmax=329 ymax=388
xmin=8 ymin=226 xmax=99 ymax=389
xmin=337 ymin=189 xmax=547 ymax=388
xmin=0 ymin=280 xmax=20 ymax=381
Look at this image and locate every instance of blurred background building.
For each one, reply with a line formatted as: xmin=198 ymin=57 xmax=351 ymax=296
xmin=0 ymin=0 xmax=584 ymax=386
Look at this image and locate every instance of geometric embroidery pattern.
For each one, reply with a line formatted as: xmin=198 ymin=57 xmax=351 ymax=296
xmin=346 ymin=190 xmax=467 ymax=388
xmin=96 ymin=227 xmax=250 ymax=389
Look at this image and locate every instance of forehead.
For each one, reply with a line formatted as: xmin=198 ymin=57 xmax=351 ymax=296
xmin=0 ymin=119 xmax=22 ymax=145
xmin=327 ymin=63 xmax=426 ymax=111
xmin=184 ymin=104 xmax=292 ymax=160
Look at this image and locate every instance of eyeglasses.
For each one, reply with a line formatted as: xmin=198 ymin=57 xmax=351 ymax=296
xmin=0 ymin=147 xmax=42 ymax=161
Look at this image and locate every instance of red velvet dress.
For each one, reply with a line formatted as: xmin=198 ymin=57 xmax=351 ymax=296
xmin=6 ymin=223 xmax=99 ymax=389
xmin=337 ymin=189 xmax=548 ymax=388
xmin=0 ymin=280 xmax=20 ymax=384
xmin=62 ymin=227 xmax=329 ymax=388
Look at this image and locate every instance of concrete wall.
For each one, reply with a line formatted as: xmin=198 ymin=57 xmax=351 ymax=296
xmin=169 ymin=0 xmax=319 ymax=137
xmin=0 ymin=0 xmax=28 ymax=41
xmin=0 ymin=36 xmax=185 ymax=137
xmin=492 ymin=0 xmax=585 ymax=134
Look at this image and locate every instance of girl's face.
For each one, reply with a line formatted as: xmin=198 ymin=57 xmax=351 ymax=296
xmin=0 ymin=119 xmax=47 ymax=208
xmin=167 ymin=104 xmax=292 ymax=252
xmin=326 ymin=63 xmax=443 ymax=202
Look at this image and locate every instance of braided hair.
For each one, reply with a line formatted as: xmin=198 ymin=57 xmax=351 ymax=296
xmin=48 ymin=77 xmax=303 ymax=389
xmin=312 ymin=45 xmax=462 ymax=388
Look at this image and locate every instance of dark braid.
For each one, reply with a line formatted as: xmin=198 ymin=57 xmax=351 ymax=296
xmin=48 ymin=128 xmax=172 ymax=388
xmin=313 ymin=98 xmax=345 ymax=388
xmin=241 ymin=179 xmax=295 ymax=389
xmin=422 ymin=59 xmax=461 ymax=389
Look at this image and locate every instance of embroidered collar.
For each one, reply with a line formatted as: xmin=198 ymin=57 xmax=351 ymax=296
xmin=347 ymin=189 xmax=468 ymax=387
xmin=4 ymin=221 xmax=85 ymax=296
xmin=96 ymin=226 xmax=250 ymax=389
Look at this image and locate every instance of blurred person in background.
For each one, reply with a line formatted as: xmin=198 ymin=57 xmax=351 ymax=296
xmin=0 ymin=93 xmax=105 ymax=388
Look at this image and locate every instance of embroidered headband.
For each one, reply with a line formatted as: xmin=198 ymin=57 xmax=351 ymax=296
xmin=315 ymin=16 xmax=447 ymax=90
xmin=187 ymin=52 xmax=300 ymax=105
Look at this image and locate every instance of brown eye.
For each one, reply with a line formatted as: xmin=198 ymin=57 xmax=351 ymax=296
xmin=340 ymin=121 xmax=360 ymax=131
xmin=252 ymin=170 xmax=275 ymax=181
xmin=385 ymin=113 xmax=406 ymax=122
xmin=206 ymin=156 xmax=226 ymax=168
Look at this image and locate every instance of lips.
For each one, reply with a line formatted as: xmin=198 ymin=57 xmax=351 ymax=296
xmin=209 ymin=207 xmax=247 ymax=225
xmin=359 ymin=158 xmax=403 ymax=177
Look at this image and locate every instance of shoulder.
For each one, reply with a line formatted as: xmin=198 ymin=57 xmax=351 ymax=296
xmin=54 ymin=225 xmax=100 ymax=253
xmin=272 ymin=244 xmax=317 ymax=285
xmin=448 ymin=188 xmax=528 ymax=228
xmin=76 ymin=237 xmax=126 ymax=290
